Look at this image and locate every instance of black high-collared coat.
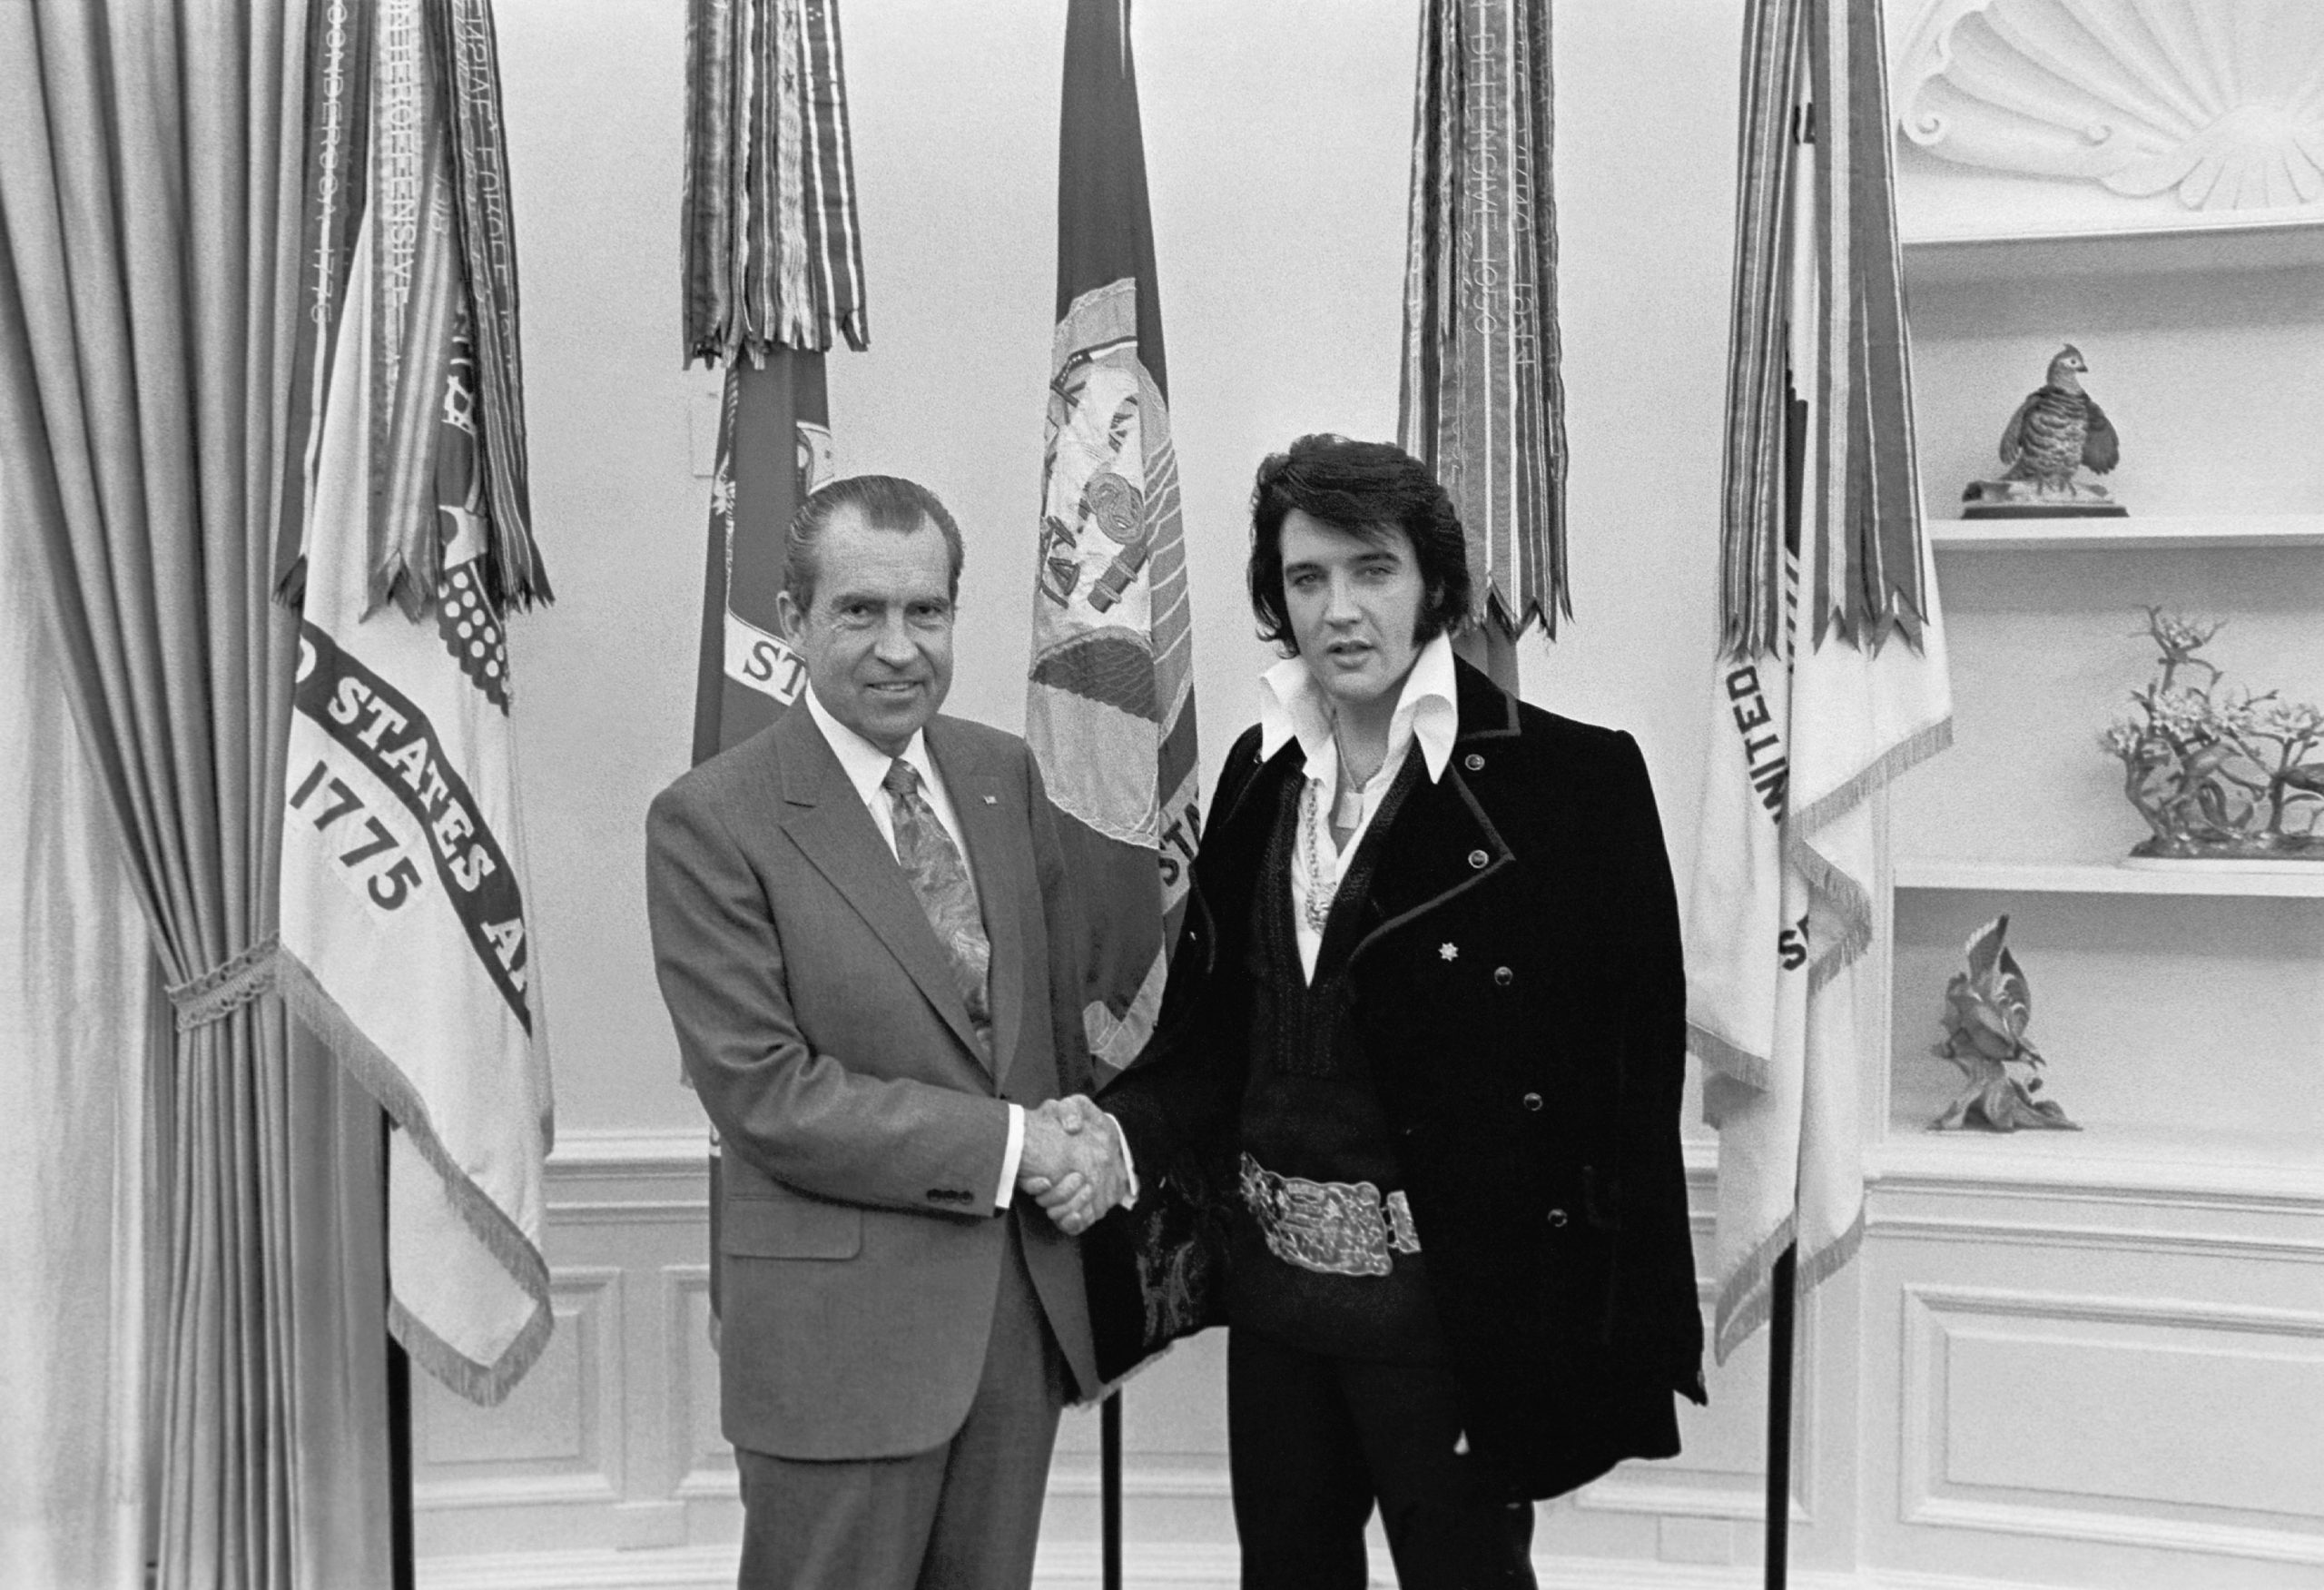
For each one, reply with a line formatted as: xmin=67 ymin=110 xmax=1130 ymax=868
xmin=1092 ymin=658 xmax=1707 ymax=1500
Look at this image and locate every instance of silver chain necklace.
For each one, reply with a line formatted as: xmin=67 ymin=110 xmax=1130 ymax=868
xmin=1302 ymin=729 xmax=1388 ymax=933
xmin=1299 ymin=777 xmax=1337 ymax=933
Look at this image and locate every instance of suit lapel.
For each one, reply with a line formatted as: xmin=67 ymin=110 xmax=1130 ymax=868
xmin=932 ymin=721 xmax=1025 ymax=1088
xmin=773 ymin=710 xmax=993 ymax=1073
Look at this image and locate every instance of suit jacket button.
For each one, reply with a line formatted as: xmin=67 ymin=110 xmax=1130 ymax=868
xmin=1546 ymin=1207 xmax=1568 ymax=1228
xmin=1522 ymin=1091 xmax=1542 ymax=1111
xmin=1493 ymin=966 xmax=1513 ymax=987
xmin=1463 ymin=753 xmax=1484 ymax=772
xmin=1467 ymin=848 xmax=1489 ymax=869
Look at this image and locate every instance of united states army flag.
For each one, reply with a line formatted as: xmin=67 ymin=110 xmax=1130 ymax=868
xmin=279 ymin=211 xmax=552 ymax=1403
xmin=1689 ymin=0 xmax=1950 ymax=1364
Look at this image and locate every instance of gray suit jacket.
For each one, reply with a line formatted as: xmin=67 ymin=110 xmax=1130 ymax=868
xmin=645 ymin=706 xmax=1098 ymax=1459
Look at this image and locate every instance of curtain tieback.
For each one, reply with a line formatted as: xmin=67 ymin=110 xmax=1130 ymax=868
xmin=166 ymin=933 xmax=281 ymax=1032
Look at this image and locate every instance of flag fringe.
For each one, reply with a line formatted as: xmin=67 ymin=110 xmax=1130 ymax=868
xmin=1797 ymin=1202 xmax=1865 ymax=1299
xmin=1786 ymin=713 xmax=1953 ymax=993
xmin=276 ymin=949 xmax=554 ymax=1405
xmin=1709 ymin=1205 xmax=1866 ymax=1366
xmin=1711 ymin=1212 xmax=1794 ymax=1365
xmin=1787 ymin=713 xmax=1954 ymax=839
xmin=389 ymin=1290 xmax=554 ymax=1410
xmin=1687 ymin=1020 xmax=1772 ymax=1094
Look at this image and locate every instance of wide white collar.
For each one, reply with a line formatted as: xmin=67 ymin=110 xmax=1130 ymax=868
xmin=1256 ymin=629 xmax=1459 ymax=791
xmin=804 ymin=685 xmax=939 ymax=809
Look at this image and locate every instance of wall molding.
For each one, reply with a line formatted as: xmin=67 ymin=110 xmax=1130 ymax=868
xmin=1867 ymin=1212 xmax=2324 ymax=1266
xmin=658 ymin=1264 xmax=731 ymax=1503
xmin=1865 ymin=1142 xmax=2324 ymax=1219
xmin=548 ymin=1129 xmax=711 ymax=1180
xmin=417 ymin=1266 xmax=627 ymax=1513
xmin=1899 ymin=1284 xmax=2324 ymax=1565
xmin=1905 ymin=1495 xmax=2324 ymax=1569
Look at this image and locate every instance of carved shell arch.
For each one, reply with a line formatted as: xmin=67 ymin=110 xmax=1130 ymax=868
xmin=1895 ymin=0 xmax=2324 ymax=212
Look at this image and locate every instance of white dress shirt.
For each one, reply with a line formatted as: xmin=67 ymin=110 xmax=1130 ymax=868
xmin=801 ymin=688 xmax=1026 ymax=1210
xmin=1256 ymin=630 xmax=1460 ymax=982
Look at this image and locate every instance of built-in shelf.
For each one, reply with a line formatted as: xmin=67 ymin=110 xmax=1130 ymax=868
xmin=1901 ymin=218 xmax=2324 ymax=284
xmin=1894 ymin=859 xmax=2324 ymax=898
xmin=1926 ymin=514 xmax=2324 ymax=553
xmin=1869 ymin=1125 xmax=2324 ymax=1207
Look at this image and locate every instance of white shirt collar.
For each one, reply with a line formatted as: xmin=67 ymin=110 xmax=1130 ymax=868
xmin=1256 ymin=629 xmax=1461 ymax=788
xmin=803 ymin=685 xmax=938 ymax=808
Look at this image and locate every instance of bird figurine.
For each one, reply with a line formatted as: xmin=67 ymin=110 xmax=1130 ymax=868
xmin=1930 ymin=914 xmax=2077 ymax=1133
xmin=1963 ymin=344 xmax=2124 ymax=517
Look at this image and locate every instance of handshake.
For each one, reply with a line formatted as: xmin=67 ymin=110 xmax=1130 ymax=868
xmin=1017 ymin=1095 xmax=1132 ymax=1236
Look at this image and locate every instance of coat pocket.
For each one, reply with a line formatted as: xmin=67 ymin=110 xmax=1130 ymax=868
xmin=721 ymin=1186 xmax=863 ymax=1259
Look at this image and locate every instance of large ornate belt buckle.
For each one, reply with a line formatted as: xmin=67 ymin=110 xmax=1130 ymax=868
xmin=1239 ymin=1153 xmax=1422 ymax=1279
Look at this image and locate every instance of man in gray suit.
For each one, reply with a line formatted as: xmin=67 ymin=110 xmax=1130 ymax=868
xmin=646 ymin=474 xmax=1128 ymax=1589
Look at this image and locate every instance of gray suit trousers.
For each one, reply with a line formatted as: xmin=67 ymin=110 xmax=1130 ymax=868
xmin=735 ymin=1210 xmax=1068 ymax=1590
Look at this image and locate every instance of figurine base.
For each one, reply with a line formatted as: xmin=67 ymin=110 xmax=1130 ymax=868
xmin=1961 ymin=501 xmax=2130 ymax=518
xmin=1961 ymin=479 xmax=2124 ymax=517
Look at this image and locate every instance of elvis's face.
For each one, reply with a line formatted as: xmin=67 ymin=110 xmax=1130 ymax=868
xmin=1280 ymin=509 xmax=1426 ymax=714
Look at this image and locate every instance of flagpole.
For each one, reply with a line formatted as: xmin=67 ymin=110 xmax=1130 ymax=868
xmin=1763 ymin=1242 xmax=1797 ymax=1590
xmin=385 ymin=1110 xmax=416 ymax=1590
xmin=389 ymin=1338 xmax=415 ymax=1590
xmin=1102 ymin=1395 xmax=1122 ymax=1590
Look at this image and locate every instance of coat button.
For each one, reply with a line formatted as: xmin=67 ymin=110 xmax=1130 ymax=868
xmin=1521 ymin=1091 xmax=1542 ymax=1111
xmin=1467 ymin=848 xmax=1489 ymax=869
xmin=1493 ymin=966 xmax=1513 ymax=987
xmin=1546 ymin=1207 xmax=1569 ymax=1228
xmin=1463 ymin=753 xmax=1484 ymax=772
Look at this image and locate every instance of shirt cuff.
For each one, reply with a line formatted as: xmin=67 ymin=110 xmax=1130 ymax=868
xmin=995 ymin=1101 xmax=1025 ymax=1210
xmin=1107 ymin=1111 xmax=1139 ymax=1209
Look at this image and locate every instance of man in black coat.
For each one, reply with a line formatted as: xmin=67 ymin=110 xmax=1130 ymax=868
xmin=1043 ymin=435 xmax=1705 ymax=1588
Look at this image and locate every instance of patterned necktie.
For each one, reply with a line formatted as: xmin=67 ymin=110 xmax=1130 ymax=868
xmin=881 ymin=758 xmax=993 ymax=1043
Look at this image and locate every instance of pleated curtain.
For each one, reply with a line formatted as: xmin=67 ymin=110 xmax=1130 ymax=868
xmin=0 ymin=499 xmax=160 ymax=1590
xmin=0 ymin=5 xmax=392 ymax=1586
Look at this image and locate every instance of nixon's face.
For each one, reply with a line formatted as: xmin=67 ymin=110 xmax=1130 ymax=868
xmin=779 ymin=509 xmax=955 ymax=755
xmin=1280 ymin=509 xmax=1426 ymax=714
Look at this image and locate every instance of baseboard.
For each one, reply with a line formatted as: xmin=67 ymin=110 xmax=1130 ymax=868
xmin=419 ymin=1545 xmax=736 ymax=1590
xmin=420 ymin=1541 xmax=2055 ymax=1590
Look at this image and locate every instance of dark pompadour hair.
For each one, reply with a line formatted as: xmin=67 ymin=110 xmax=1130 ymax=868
xmin=783 ymin=475 xmax=966 ymax=611
xmin=1246 ymin=435 xmax=1471 ymax=654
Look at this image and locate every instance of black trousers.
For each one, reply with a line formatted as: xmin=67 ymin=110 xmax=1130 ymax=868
xmin=1228 ymin=1328 xmax=1539 ymax=1590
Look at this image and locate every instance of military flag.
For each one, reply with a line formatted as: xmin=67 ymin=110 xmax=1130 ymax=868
xmin=276 ymin=0 xmax=555 ymax=1404
xmin=1687 ymin=0 xmax=1952 ymax=1364
xmin=680 ymin=0 xmax=864 ymax=761
xmin=1028 ymin=0 xmax=1198 ymax=1079
xmin=1399 ymin=0 xmax=1570 ymax=676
